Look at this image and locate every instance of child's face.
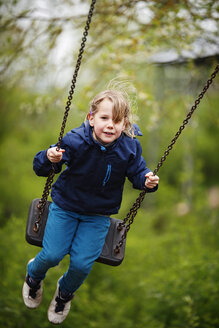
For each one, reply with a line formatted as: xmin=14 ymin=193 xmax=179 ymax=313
xmin=88 ymin=98 xmax=125 ymax=144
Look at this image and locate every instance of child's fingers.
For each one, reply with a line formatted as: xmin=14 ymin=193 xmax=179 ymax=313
xmin=55 ymin=149 xmax=65 ymax=159
xmin=145 ymin=172 xmax=153 ymax=177
xmin=145 ymin=172 xmax=159 ymax=189
xmin=53 ymin=149 xmax=65 ymax=157
xmin=145 ymin=173 xmax=159 ymax=182
xmin=47 ymin=147 xmax=65 ymax=162
xmin=145 ymin=172 xmax=153 ymax=181
xmin=145 ymin=181 xmax=158 ymax=188
xmin=150 ymin=175 xmax=159 ymax=183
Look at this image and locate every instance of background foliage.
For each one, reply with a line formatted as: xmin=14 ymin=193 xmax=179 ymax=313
xmin=0 ymin=1 xmax=219 ymax=327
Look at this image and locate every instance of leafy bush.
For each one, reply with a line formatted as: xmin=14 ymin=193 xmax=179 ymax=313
xmin=0 ymin=62 xmax=219 ymax=327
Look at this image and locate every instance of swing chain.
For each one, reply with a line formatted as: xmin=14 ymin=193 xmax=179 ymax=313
xmin=115 ymin=64 xmax=219 ymax=253
xmin=153 ymin=64 xmax=219 ymax=176
xmin=56 ymin=0 xmax=97 ymax=150
xmin=114 ymin=188 xmax=146 ymax=253
xmin=34 ymin=0 xmax=97 ymax=232
xmin=33 ymin=165 xmax=56 ymax=232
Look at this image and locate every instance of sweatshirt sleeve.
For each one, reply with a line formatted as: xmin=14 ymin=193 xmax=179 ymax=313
xmin=33 ymin=133 xmax=74 ymax=177
xmin=126 ymin=139 xmax=158 ymax=193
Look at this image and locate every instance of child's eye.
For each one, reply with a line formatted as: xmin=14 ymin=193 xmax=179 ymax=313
xmin=101 ymin=116 xmax=108 ymax=120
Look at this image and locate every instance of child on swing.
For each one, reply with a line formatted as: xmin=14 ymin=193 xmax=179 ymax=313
xmin=22 ymin=86 xmax=159 ymax=324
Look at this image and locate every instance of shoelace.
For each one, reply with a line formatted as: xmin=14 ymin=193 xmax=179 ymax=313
xmin=55 ymin=296 xmax=66 ymax=313
xmin=54 ymin=290 xmax=73 ymax=313
xmin=29 ymin=284 xmax=40 ymax=299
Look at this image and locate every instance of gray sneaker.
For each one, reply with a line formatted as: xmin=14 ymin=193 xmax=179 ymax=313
xmin=22 ymin=258 xmax=43 ymax=309
xmin=48 ymin=278 xmax=74 ymax=324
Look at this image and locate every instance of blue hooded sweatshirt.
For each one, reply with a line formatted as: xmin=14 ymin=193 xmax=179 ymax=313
xmin=33 ymin=121 xmax=158 ymax=216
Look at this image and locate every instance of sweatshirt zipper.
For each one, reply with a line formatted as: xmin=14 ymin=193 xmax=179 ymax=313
xmin=102 ymin=164 xmax=111 ymax=187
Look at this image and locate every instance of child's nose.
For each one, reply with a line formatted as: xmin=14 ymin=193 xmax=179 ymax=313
xmin=107 ymin=120 xmax=114 ymax=128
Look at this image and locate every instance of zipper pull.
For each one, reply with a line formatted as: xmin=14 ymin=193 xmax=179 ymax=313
xmin=101 ymin=146 xmax=106 ymax=152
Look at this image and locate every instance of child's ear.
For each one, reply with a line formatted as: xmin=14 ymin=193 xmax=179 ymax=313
xmin=88 ymin=113 xmax=94 ymax=127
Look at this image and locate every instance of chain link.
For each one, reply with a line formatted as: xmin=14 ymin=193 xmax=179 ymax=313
xmin=115 ymin=64 xmax=219 ymax=253
xmin=34 ymin=0 xmax=97 ymax=232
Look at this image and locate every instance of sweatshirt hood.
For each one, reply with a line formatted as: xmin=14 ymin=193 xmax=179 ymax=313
xmin=71 ymin=121 xmax=143 ymax=147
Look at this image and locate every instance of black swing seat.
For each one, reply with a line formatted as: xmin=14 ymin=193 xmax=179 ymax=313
xmin=26 ymin=199 xmax=126 ymax=266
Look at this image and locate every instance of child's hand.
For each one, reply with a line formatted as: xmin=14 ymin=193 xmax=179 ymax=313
xmin=47 ymin=147 xmax=65 ymax=163
xmin=145 ymin=172 xmax=159 ymax=189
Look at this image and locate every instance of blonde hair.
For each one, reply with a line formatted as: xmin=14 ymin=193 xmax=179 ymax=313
xmin=87 ymin=83 xmax=136 ymax=138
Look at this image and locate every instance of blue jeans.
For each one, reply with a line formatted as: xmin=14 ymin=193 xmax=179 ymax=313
xmin=28 ymin=202 xmax=110 ymax=294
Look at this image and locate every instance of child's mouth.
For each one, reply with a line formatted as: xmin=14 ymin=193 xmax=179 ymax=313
xmin=104 ymin=132 xmax=114 ymax=136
